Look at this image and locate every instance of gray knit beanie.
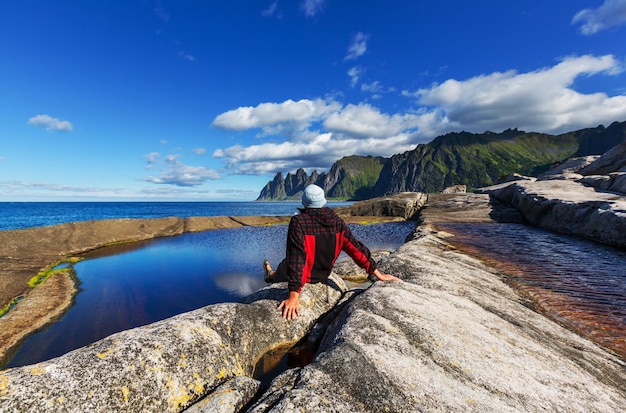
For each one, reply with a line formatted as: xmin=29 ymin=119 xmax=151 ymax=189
xmin=301 ymin=184 xmax=327 ymax=208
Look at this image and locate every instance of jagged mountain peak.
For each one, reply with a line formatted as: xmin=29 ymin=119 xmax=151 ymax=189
xmin=256 ymin=155 xmax=388 ymax=201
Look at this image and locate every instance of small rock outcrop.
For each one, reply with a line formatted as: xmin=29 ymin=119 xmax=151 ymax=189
xmin=537 ymin=156 xmax=599 ymax=179
xmin=417 ymin=193 xmax=525 ymax=224
xmin=490 ymin=179 xmax=626 ymax=248
xmin=441 ymin=184 xmax=466 ymax=194
xmin=334 ymin=192 xmax=427 ymax=220
xmin=578 ymin=142 xmax=626 ymax=176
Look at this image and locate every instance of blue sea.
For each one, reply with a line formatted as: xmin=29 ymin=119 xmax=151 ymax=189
xmin=0 ymin=201 xmax=352 ymax=230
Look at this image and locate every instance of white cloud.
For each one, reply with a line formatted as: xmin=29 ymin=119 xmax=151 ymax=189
xmin=0 ymin=179 xmax=226 ymax=201
xmin=212 ymin=99 xmax=422 ymax=142
xmin=144 ymin=152 xmax=161 ymax=170
xmin=212 ymin=98 xmax=341 ymax=137
xmin=142 ymin=153 xmax=221 ymax=186
xmin=212 ymin=101 xmax=427 ymax=174
xmin=3 ymin=181 xmax=100 ymax=194
xmin=262 ymin=1 xmax=281 ymax=17
xmin=28 ymin=114 xmax=73 ymax=132
xmin=144 ymin=152 xmax=161 ymax=163
xmin=154 ymin=3 xmax=170 ymax=22
xmin=573 ymin=0 xmax=626 ymax=35
xmin=361 ymin=81 xmax=383 ymax=94
xmin=214 ymin=132 xmax=416 ymax=175
xmin=323 ymin=103 xmax=421 ymax=139
xmin=411 ymin=54 xmax=626 ymax=134
xmin=178 ymin=51 xmax=195 ymax=61
xmin=347 ymin=66 xmax=363 ymax=88
xmin=345 ymin=32 xmax=368 ymax=61
xmin=192 ymin=147 xmax=208 ymax=155
xmin=300 ymin=0 xmax=326 ymax=18
xmin=361 ymin=80 xmax=387 ymax=99
xmin=211 ymin=54 xmax=626 ymax=177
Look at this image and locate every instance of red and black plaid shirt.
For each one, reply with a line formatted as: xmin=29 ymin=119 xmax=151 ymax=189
xmin=286 ymin=207 xmax=377 ymax=293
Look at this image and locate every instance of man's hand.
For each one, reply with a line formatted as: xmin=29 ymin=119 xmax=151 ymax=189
xmin=372 ymin=269 xmax=402 ymax=282
xmin=277 ymin=291 xmax=301 ymax=320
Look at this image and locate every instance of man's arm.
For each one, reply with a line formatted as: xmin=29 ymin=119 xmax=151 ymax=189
xmin=277 ymin=291 xmax=300 ymax=320
xmin=371 ymin=268 xmax=401 ymax=282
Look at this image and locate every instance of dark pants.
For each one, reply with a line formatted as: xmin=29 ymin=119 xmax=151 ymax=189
xmin=272 ymin=259 xmax=289 ymax=283
xmin=271 ymin=259 xmax=326 ymax=286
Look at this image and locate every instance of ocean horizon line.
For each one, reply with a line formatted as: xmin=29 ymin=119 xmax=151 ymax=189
xmin=0 ymin=201 xmax=354 ymax=231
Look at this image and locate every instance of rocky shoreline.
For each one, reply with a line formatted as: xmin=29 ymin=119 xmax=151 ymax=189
xmin=0 ymin=214 xmax=402 ymax=367
xmin=1 ymin=195 xmax=624 ymax=412
xmin=1 ymin=144 xmax=626 ymax=412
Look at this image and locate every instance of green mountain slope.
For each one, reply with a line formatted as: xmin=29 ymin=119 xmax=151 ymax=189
xmin=374 ymin=128 xmax=580 ymax=194
xmin=324 ymin=155 xmax=387 ymax=200
xmin=257 ymin=120 xmax=626 ymax=200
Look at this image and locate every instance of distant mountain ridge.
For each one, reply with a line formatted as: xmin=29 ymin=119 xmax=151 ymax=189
xmin=256 ymin=120 xmax=626 ymax=201
xmin=257 ymin=155 xmax=387 ymax=201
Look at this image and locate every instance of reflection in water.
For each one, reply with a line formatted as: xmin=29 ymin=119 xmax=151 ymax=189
xmin=212 ymin=272 xmax=265 ymax=297
xmin=253 ymin=340 xmax=318 ymax=390
xmin=5 ymin=221 xmax=415 ymax=368
xmin=436 ymin=222 xmax=626 ymax=359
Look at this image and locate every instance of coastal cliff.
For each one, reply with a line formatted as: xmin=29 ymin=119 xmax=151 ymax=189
xmin=1 ymin=144 xmax=626 ymax=411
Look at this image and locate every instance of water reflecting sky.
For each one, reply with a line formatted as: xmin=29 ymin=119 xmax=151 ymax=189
xmin=5 ymin=221 xmax=415 ymax=367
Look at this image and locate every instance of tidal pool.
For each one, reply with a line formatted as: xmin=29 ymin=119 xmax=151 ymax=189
xmin=5 ymin=221 xmax=415 ymax=368
xmin=436 ymin=222 xmax=626 ymax=359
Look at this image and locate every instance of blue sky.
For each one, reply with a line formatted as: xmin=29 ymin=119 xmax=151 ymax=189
xmin=1 ymin=0 xmax=626 ymax=201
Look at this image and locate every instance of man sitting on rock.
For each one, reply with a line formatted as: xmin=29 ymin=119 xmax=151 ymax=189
xmin=263 ymin=184 xmax=401 ymax=320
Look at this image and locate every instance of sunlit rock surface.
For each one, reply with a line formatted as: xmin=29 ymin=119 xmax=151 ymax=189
xmin=0 ymin=277 xmax=346 ymax=412
xmin=490 ymin=179 xmax=626 ymax=248
xmin=185 ymin=376 xmax=260 ymax=413
xmin=246 ymin=228 xmax=626 ymax=413
xmin=334 ymin=192 xmax=427 ymax=220
xmin=578 ymin=142 xmax=626 ymax=176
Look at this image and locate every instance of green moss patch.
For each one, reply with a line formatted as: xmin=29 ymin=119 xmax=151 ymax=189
xmin=0 ymin=295 xmax=24 ymax=318
xmin=28 ymin=257 xmax=83 ymax=288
